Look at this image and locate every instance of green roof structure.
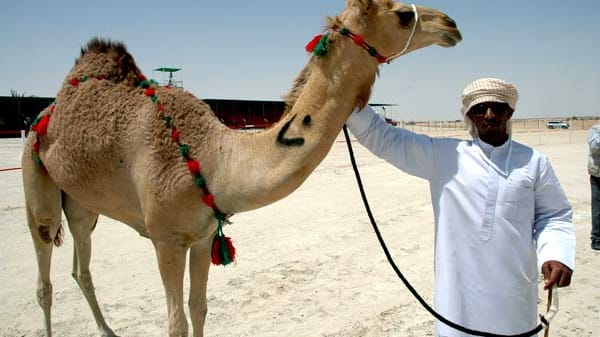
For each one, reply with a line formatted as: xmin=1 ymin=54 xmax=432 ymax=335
xmin=153 ymin=67 xmax=181 ymax=73
xmin=152 ymin=67 xmax=183 ymax=88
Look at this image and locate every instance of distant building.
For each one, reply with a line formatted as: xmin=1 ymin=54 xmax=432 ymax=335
xmin=203 ymin=98 xmax=286 ymax=130
xmin=0 ymin=95 xmax=395 ymax=138
xmin=0 ymin=96 xmax=287 ymax=137
xmin=0 ymin=96 xmax=54 ymax=137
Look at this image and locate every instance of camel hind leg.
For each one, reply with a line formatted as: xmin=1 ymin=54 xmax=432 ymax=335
xmin=22 ymin=157 xmax=63 ymax=337
xmin=25 ymin=205 xmax=59 ymax=337
xmin=62 ymin=193 xmax=118 ymax=337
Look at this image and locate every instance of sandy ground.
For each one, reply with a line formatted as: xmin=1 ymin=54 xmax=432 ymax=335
xmin=0 ymin=128 xmax=598 ymax=337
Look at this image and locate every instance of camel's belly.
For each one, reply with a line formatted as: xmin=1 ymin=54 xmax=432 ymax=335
xmin=44 ymin=152 xmax=147 ymax=233
xmin=65 ymin=184 xmax=149 ymax=237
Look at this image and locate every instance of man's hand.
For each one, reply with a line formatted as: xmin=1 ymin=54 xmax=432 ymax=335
xmin=541 ymin=260 xmax=572 ymax=290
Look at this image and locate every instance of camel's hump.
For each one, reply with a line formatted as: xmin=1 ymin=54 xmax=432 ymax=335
xmin=71 ymin=37 xmax=143 ymax=87
xmin=79 ymin=37 xmax=129 ymax=58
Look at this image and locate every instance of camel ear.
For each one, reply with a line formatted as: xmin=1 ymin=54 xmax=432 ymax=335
xmin=346 ymin=0 xmax=373 ymax=13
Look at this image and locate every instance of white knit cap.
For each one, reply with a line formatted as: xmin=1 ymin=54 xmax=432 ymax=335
xmin=460 ymin=77 xmax=519 ymax=138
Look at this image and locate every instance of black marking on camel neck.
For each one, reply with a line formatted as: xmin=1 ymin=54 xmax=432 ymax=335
xmin=302 ymin=115 xmax=312 ymax=126
xmin=277 ymin=114 xmax=306 ymax=147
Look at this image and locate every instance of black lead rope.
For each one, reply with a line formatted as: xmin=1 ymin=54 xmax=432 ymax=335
xmin=342 ymin=125 xmax=545 ymax=337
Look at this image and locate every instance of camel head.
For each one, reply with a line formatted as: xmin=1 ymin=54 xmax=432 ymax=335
xmin=336 ymin=0 xmax=462 ymax=61
xmin=285 ymin=0 xmax=461 ymax=110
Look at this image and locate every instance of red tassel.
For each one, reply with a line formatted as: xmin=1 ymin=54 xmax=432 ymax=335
xmin=70 ymin=78 xmax=79 ymax=87
xmin=352 ymin=34 xmax=365 ymax=46
xmin=157 ymin=102 xmax=164 ymax=112
xmin=144 ymin=88 xmax=155 ymax=97
xmin=211 ymin=238 xmax=222 ymax=265
xmin=305 ymin=34 xmax=323 ymax=52
xmin=33 ymin=140 xmax=40 ymax=153
xmin=138 ymin=74 xmax=147 ymax=81
xmin=50 ymin=105 xmax=55 ymax=113
xmin=171 ymin=128 xmax=180 ymax=143
xmin=36 ymin=115 xmax=51 ymax=135
xmin=187 ymin=159 xmax=201 ymax=174
xmin=202 ymin=194 xmax=215 ymax=208
xmin=211 ymin=234 xmax=236 ymax=266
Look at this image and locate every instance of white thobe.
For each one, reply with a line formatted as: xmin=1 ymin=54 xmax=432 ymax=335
xmin=346 ymin=106 xmax=575 ymax=337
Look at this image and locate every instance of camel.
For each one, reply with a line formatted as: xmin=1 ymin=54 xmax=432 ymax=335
xmin=21 ymin=1 xmax=461 ymax=336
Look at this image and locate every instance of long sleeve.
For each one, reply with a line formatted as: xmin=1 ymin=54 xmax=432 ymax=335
xmin=588 ymin=124 xmax=600 ymax=176
xmin=589 ymin=125 xmax=600 ymax=153
xmin=533 ymin=156 xmax=576 ymax=270
xmin=346 ymin=105 xmax=436 ymax=180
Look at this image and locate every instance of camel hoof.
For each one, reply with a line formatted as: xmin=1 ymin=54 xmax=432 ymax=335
xmin=100 ymin=329 xmax=119 ymax=337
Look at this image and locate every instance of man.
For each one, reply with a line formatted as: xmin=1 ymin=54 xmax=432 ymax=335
xmin=346 ymin=78 xmax=575 ymax=336
xmin=589 ymin=123 xmax=600 ymax=250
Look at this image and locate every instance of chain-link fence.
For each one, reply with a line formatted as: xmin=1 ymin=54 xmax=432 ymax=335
xmin=396 ymin=118 xmax=598 ymax=146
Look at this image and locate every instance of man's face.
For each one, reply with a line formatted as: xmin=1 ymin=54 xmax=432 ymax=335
xmin=467 ymin=101 xmax=514 ymax=144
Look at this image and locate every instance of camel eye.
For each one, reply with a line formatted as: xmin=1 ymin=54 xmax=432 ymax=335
xmin=395 ymin=9 xmax=414 ymax=28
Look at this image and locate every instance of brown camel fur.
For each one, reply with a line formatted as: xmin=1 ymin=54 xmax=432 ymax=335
xmin=22 ymin=1 xmax=461 ymax=336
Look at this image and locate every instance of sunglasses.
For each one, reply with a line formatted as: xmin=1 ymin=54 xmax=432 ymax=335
xmin=469 ymin=102 xmax=510 ymax=116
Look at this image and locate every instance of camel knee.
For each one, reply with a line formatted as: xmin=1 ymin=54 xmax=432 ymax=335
xmin=188 ymin=296 xmax=207 ymax=312
xmin=188 ymin=297 xmax=208 ymax=320
xmin=72 ymin=271 xmax=94 ymax=290
xmin=36 ymin=282 xmax=53 ymax=309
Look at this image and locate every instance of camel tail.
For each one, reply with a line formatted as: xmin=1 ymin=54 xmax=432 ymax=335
xmin=53 ymin=223 xmax=64 ymax=247
xmin=70 ymin=37 xmax=144 ymax=87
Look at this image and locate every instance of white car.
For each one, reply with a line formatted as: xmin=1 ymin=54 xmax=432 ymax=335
xmin=546 ymin=121 xmax=570 ymax=129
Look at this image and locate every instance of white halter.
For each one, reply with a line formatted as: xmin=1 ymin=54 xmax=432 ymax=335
xmin=385 ymin=4 xmax=419 ymax=63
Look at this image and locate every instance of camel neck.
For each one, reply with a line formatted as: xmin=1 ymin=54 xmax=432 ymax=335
xmin=210 ymin=38 xmax=379 ymax=213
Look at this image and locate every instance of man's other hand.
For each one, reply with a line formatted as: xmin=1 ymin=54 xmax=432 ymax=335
xmin=541 ymin=260 xmax=572 ymax=290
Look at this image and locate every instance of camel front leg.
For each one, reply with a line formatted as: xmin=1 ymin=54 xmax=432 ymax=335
xmin=153 ymin=239 xmax=190 ymax=337
xmin=188 ymin=239 xmax=212 ymax=337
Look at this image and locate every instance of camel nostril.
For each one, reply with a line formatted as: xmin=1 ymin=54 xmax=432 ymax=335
xmin=446 ymin=17 xmax=457 ymax=28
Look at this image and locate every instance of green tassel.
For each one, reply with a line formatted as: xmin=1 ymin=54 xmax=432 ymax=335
xmin=368 ymin=46 xmax=378 ymax=56
xmin=179 ymin=144 xmax=190 ymax=158
xmin=313 ymin=34 xmax=330 ymax=57
xmin=194 ymin=174 xmax=206 ymax=187
xmin=214 ymin=211 xmax=227 ymax=222
xmin=139 ymin=79 xmax=151 ymax=88
xmin=161 ymin=116 xmax=173 ymax=127
xmin=151 ymin=95 xmax=158 ymax=103
xmin=219 ymin=236 xmax=232 ymax=265
xmin=217 ymin=220 xmax=233 ymax=265
xmin=211 ymin=220 xmax=236 ymax=266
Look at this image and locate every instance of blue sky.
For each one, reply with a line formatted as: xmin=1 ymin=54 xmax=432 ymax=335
xmin=2 ymin=0 xmax=599 ymax=121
